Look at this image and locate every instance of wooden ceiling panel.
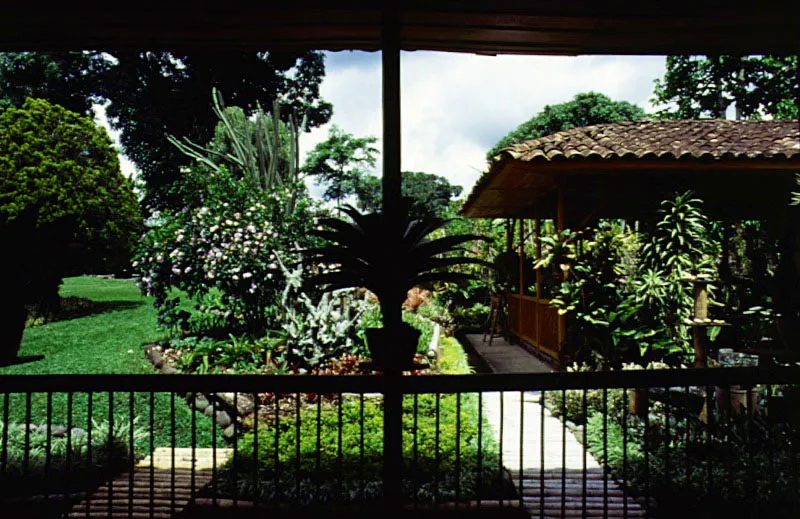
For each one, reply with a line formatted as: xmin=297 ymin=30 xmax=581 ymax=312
xmin=0 ymin=2 xmax=796 ymax=54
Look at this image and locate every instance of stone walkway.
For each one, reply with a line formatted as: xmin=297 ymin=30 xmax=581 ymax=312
xmin=464 ymin=334 xmax=648 ymax=518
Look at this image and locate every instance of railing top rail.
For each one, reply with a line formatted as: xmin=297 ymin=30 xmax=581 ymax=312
xmin=0 ymin=366 xmax=797 ymax=393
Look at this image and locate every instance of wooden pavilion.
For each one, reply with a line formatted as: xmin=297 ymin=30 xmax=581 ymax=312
xmin=461 ymin=119 xmax=800 ymax=364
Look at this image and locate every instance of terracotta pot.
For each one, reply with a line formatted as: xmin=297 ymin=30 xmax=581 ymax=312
xmin=365 ymin=323 xmax=421 ymax=371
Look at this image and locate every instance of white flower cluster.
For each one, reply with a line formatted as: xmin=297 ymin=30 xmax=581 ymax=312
xmin=134 ymin=201 xmax=284 ymax=301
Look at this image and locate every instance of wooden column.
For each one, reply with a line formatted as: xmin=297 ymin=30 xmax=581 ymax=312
xmin=534 ymin=212 xmax=541 ymax=352
xmin=380 ymin=4 xmax=403 ymax=512
xmin=506 ymin=218 xmax=513 ymax=253
xmin=517 ymin=218 xmax=524 ymax=336
xmin=556 ymin=186 xmax=566 ymax=352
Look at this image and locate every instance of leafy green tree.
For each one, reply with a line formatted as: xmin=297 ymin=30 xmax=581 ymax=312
xmin=0 ymin=52 xmax=109 ymax=115
xmin=302 ymin=125 xmax=378 ymax=207
xmin=652 ymin=55 xmax=799 ymax=119
xmin=487 ymin=92 xmax=646 ymax=159
xmin=0 ymin=51 xmax=333 ymax=212
xmin=355 ymin=171 xmax=463 ymax=219
xmin=0 ymin=98 xmax=142 ymax=363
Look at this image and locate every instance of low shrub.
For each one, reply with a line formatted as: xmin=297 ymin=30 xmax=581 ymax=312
xmin=217 ymin=393 xmax=512 ymax=505
xmin=169 ymin=333 xmax=288 ymax=374
xmin=545 ymin=387 xmax=626 ymax=426
xmin=216 ymin=339 xmax=514 ymax=505
xmin=583 ymin=390 xmax=800 ymax=518
xmin=438 ymin=336 xmax=472 ymax=374
xmin=0 ymin=417 xmax=146 ymax=498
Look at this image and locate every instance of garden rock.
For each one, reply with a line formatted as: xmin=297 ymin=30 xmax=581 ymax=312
xmin=222 ymin=424 xmax=236 ymax=439
xmin=145 ymin=345 xmax=164 ymax=369
xmin=51 ymin=425 xmax=68 ymax=438
xmin=203 ymin=404 xmax=216 ymax=417
xmin=194 ymin=395 xmax=209 ymax=411
xmin=215 ymin=410 xmax=231 ymax=428
xmin=218 ymin=392 xmax=255 ymax=415
xmin=70 ymin=427 xmax=86 ymax=441
xmin=161 ymin=364 xmax=178 ymax=374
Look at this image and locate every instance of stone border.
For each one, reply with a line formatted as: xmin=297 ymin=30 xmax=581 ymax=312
xmin=144 ymin=344 xmax=254 ymax=440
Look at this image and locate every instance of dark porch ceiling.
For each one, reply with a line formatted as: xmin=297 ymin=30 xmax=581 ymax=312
xmin=0 ymin=1 xmax=798 ymax=55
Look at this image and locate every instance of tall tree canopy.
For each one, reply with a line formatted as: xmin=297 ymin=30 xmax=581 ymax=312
xmin=0 ymin=98 xmax=142 ymax=363
xmin=355 ymin=171 xmax=463 ymax=219
xmin=0 ymin=51 xmax=332 ymax=212
xmin=302 ymin=125 xmax=378 ymax=207
xmin=652 ymin=55 xmax=799 ymax=119
xmin=487 ymin=92 xmax=646 ymax=159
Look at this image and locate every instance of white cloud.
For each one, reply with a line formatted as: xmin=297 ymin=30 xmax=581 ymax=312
xmin=300 ymin=51 xmax=666 ymax=196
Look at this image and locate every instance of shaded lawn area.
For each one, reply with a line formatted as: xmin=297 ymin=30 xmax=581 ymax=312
xmin=0 ymin=276 xmax=221 ymax=450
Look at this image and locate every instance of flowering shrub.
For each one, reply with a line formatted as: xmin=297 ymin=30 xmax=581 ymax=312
xmin=134 ymin=168 xmax=318 ymax=337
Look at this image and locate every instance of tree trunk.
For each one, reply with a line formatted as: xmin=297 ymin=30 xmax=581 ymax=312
xmin=0 ymin=299 xmax=27 ymax=365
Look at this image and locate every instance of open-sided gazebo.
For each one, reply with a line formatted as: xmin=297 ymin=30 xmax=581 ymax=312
xmin=461 ymin=119 xmax=800 ymax=363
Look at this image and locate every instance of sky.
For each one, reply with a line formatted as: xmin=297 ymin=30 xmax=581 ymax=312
xmin=105 ymin=51 xmax=668 ymax=197
xmin=297 ymin=51 xmax=667 ymax=198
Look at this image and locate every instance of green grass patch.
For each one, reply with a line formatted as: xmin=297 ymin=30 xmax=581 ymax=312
xmin=0 ymin=276 xmax=221 ymax=450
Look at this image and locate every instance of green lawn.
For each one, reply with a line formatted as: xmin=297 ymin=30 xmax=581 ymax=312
xmin=0 ymin=276 xmax=220 ymax=450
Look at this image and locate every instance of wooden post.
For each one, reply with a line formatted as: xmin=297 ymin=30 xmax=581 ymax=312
xmin=506 ymin=218 xmax=513 ymax=253
xmin=534 ymin=211 xmax=541 ymax=352
xmin=693 ymin=281 xmax=709 ymax=368
xmin=380 ymin=4 xmax=403 ymax=512
xmin=556 ymin=186 xmax=566 ymax=355
xmin=519 ymin=217 xmax=525 ymax=293
xmin=517 ymin=218 xmax=524 ymax=337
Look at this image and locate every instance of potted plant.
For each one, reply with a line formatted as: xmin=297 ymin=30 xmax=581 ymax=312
xmin=306 ymin=202 xmax=491 ymax=371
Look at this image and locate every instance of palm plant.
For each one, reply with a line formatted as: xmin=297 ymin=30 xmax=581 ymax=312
xmin=306 ymin=203 xmax=491 ymax=370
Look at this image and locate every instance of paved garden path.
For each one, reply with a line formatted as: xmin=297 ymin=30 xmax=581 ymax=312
xmin=68 ymin=447 xmax=233 ymax=518
xmin=465 ymin=334 xmax=648 ymax=518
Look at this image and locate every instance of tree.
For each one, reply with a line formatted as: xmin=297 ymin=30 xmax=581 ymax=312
xmin=0 ymin=52 xmax=109 ymax=115
xmin=355 ymin=171 xmax=463 ymax=219
xmin=652 ymin=55 xmax=799 ymax=119
xmin=487 ymin=92 xmax=646 ymax=159
xmin=302 ymin=125 xmax=378 ymax=207
xmin=0 ymin=51 xmax=333 ymax=212
xmin=0 ymin=98 xmax=142 ymax=364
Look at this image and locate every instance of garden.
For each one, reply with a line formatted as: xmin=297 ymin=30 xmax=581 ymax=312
xmin=527 ymin=190 xmax=800 ymax=516
xmin=0 ymin=90 xmax=507 ymax=508
xmin=0 ymin=51 xmax=798 ymax=517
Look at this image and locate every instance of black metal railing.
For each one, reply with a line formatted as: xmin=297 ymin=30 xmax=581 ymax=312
xmin=0 ymin=367 xmax=798 ymax=517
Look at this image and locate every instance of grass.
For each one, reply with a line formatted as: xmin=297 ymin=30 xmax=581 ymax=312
xmin=0 ymin=276 xmax=221 ymax=451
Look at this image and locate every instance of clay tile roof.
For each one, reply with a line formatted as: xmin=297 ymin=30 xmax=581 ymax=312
xmin=461 ymin=119 xmax=800 ymax=217
xmin=499 ymin=119 xmax=800 ymax=162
